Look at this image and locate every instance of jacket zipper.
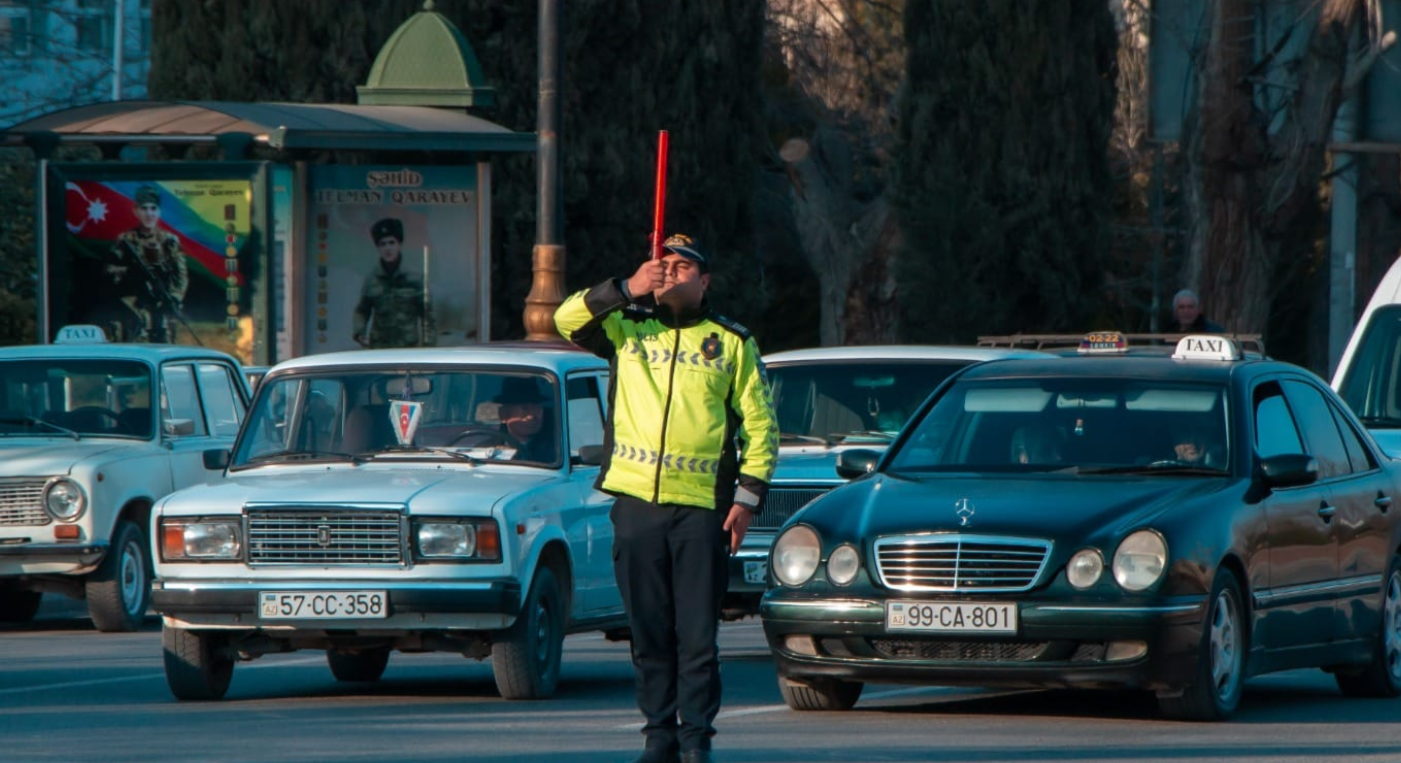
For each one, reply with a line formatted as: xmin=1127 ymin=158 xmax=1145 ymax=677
xmin=652 ymin=327 xmax=682 ymax=503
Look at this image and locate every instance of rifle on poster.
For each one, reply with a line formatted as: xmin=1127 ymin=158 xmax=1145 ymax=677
xmin=116 ymin=238 xmax=204 ymax=346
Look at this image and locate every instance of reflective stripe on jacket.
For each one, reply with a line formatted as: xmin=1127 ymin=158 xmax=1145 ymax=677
xmin=554 ymin=279 xmax=777 ymax=511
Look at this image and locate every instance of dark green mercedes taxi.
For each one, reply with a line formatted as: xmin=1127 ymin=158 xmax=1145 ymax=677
xmin=760 ymin=333 xmax=1401 ymax=720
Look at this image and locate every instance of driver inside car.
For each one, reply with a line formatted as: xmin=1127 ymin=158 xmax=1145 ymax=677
xmin=1171 ymin=425 xmax=1221 ymax=468
xmin=492 ymin=378 xmax=556 ymax=463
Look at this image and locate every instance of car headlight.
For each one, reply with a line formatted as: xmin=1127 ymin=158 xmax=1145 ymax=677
xmin=1112 ymin=530 xmax=1167 ymax=591
xmin=1067 ymin=548 xmax=1104 ymax=589
xmin=43 ymin=478 xmax=86 ymax=521
xmin=160 ymin=519 xmax=241 ymax=560
xmin=773 ymin=525 xmax=821 ymax=587
xmin=414 ymin=520 xmax=501 ymax=561
xmin=826 ymin=544 xmax=860 ymax=586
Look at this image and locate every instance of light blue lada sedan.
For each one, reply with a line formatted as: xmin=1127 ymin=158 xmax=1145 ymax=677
xmin=150 ymin=343 xmax=626 ymax=700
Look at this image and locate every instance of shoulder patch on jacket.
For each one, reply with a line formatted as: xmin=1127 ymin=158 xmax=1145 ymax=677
xmin=709 ymin=313 xmax=752 ymax=340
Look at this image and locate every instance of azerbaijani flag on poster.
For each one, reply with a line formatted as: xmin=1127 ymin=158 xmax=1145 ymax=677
xmin=64 ymin=179 xmax=248 ymax=287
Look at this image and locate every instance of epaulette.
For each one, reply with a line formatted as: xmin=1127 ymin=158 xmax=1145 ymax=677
xmin=710 ymin=313 xmax=752 ymax=341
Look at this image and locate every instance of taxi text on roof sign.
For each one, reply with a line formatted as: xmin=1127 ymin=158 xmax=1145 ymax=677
xmin=1078 ymin=331 xmax=1128 ymax=354
xmin=53 ymin=325 xmax=108 ymax=344
xmin=1172 ymin=334 xmax=1242 ymax=361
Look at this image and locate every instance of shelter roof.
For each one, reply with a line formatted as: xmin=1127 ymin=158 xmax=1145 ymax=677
xmin=2 ymin=99 xmax=533 ymax=153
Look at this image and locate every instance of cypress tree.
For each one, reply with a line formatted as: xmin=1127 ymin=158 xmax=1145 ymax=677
xmin=893 ymin=0 xmax=1117 ymax=342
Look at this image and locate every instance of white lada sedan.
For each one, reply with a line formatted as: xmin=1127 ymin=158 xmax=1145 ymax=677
xmin=150 ymin=343 xmax=625 ymax=701
xmin=0 ymin=326 xmax=248 ymax=632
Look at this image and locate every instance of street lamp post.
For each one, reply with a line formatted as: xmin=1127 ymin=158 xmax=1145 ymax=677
xmin=522 ymin=0 xmax=564 ymax=341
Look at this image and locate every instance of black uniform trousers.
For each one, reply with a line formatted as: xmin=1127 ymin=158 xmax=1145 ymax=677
xmin=610 ymin=493 xmax=729 ymax=755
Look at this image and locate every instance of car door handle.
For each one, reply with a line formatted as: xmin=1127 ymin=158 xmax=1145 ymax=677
xmin=1317 ymin=504 xmax=1336 ymax=521
xmin=1376 ymin=494 xmax=1393 ymax=512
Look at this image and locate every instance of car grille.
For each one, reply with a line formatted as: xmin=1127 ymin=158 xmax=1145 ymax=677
xmin=246 ymin=508 xmax=405 ymax=566
xmin=753 ymin=487 xmax=831 ymax=529
xmin=0 ymin=478 xmax=51 ymax=526
xmin=874 ymin=534 xmax=1051 ymax=592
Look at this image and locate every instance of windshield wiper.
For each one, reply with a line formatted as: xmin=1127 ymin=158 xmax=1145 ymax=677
xmin=780 ymin=432 xmax=831 ymax=446
xmin=241 ymin=450 xmax=365 ymax=466
xmin=839 ymin=430 xmax=898 ymax=441
xmin=360 ymin=445 xmax=481 ymax=464
xmin=1079 ymin=464 xmax=1227 ymax=476
xmin=1358 ymin=416 xmax=1401 ymax=429
xmin=0 ymin=415 xmax=79 ymax=440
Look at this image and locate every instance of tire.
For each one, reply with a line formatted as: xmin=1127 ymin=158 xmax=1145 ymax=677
xmin=1336 ymin=556 xmax=1401 ymax=698
xmin=777 ymin=675 xmax=863 ymax=711
xmin=85 ymin=520 xmax=150 ymax=632
xmin=1159 ymin=571 xmax=1246 ymax=721
xmin=327 ymin=647 xmax=391 ymax=682
xmin=492 ymin=566 xmax=564 ymax=700
xmin=0 ymin=584 xmax=42 ymax=623
xmin=162 ymin=625 xmax=234 ymax=701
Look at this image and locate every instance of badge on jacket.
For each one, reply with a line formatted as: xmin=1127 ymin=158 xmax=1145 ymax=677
xmin=701 ymin=332 xmax=721 ymax=360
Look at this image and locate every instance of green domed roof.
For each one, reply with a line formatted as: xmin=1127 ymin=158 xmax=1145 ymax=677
xmin=356 ymin=0 xmax=495 ymax=108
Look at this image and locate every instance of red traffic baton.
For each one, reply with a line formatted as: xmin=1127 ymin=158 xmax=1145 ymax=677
xmin=650 ymin=130 xmax=669 ymax=260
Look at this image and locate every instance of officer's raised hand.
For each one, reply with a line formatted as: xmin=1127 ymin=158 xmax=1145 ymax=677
xmin=625 ymin=258 xmax=667 ymax=300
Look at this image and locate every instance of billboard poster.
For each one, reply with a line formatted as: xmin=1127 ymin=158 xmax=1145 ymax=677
xmin=305 ymin=165 xmax=479 ymax=352
xmin=48 ymin=169 xmax=258 ymax=363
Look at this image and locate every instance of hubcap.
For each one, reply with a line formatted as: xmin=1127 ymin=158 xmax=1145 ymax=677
xmin=1209 ymin=588 xmax=1242 ymax=701
xmin=119 ymin=540 xmax=144 ymax=616
xmin=1385 ymin=570 xmax=1401 ymax=682
xmin=533 ymin=598 xmax=552 ymax=668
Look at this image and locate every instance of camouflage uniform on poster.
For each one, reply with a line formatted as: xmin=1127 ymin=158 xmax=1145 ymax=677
xmin=107 ymin=185 xmax=190 ymax=343
xmin=352 ymin=217 xmax=437 ymax=349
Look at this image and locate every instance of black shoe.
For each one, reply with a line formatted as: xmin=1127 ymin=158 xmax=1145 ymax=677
xmin=679 ymin=752 xmax=714 ymax=763
xmin=630 ymin=750 xmax=679 ymax=763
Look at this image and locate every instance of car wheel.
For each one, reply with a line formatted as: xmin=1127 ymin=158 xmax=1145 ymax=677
xmin=85 ymin=519 xmax=150 ymax=632
xmin=1159 ymin=571 xmax=1245 ymax=721
xmin=492 ymin=565 xmax=564 ymax=700
xmin=1335 ymin=555 xmax=1401 ymax=698
xmin=163 ymin=625 xmax=234 ymax=701
xmin=0 ymin=584 xmax=42 ymax=623
xmin=777 ymin=675 xmax=863 ymax=711
xmin=327 ymin=647 xmax=391 ymax=682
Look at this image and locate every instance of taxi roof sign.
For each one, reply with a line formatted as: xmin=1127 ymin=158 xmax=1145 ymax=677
xmin=1172 ymin=334 xmax=1241 ymax=361
xmin=1078 ymin=331 xmax=1128 ymax=354
xmin=53 ymin=325 xmax=108 ymax=344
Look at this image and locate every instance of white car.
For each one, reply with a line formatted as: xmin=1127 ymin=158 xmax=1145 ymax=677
xmin=1333 ymin=256 xmax=1401 ymax=456
xmin=724 ymin=345 xmax=1048 ymax=619
xmin=150 ymin=344 xmax=626 ymax=701
xmin=0 ymin=326 xmax=249 ymax=631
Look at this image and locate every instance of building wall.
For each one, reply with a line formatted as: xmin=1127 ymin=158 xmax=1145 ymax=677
xmin=0 ymin=0 xmax=151 ymax=129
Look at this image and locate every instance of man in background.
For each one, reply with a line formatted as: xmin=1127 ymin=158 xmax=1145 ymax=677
xmin=1171 ymin=289 xmax=1225 ymax=333
xmin=107 ymin=184 xmax=189 ymax=343
xmin=353 ymin=217 xmax=436 ymax=348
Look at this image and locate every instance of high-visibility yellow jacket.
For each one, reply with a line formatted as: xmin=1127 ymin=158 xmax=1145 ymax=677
xmin=555 ymin=279 xmax=777 ymax=511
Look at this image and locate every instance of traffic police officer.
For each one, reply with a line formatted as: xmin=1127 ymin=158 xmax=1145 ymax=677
xmin=554 ymin=234 xmax=778 ymax=763
xmin=352 ymin=217 xmax=436 ymax=348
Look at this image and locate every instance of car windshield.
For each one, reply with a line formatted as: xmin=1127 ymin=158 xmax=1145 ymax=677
xmin=0 ymin=359 xmax=154 ymax=438
xmin=770 ymin=360 xmax=973 ymax=444
xmin=233 ymin=368 xmax=561 ymax=469
xmin=885 ymin=377 xmax=1230 ymax=475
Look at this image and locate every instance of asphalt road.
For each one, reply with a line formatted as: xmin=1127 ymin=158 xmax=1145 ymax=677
xmin=4 ymin=598 xmax=1401 ymax=763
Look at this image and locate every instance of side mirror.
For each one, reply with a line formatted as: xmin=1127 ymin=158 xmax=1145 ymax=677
xmin=203 ymin=448 xmax=231 ymax=470
xmin=1259 ymin=453 xmax=1318 ymax=489
xmin=575 ymin=444 xmax=606 ymax=466
xmin=835 ymin=448 xmax=883 ymax=480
